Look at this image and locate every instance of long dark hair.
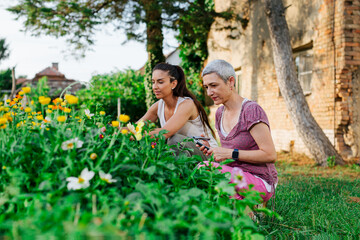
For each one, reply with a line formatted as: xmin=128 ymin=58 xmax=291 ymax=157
xmin=153 ymin=62 xmax=216 ymax=138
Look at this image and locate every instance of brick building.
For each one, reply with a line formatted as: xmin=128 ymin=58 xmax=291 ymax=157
xmin=17 ymin=63 xmax=83 ymax=96
xmin=207 ymin=0 xmax=360 ymax=159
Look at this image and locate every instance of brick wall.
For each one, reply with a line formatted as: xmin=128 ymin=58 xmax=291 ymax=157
xmin=207 ymin=0 xmax=359 ymax=159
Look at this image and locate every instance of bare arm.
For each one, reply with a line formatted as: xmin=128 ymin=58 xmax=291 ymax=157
xmin=137 ymin=101 xmax=159 ymax=123
xmin=204 ymin=122 xmax=277 ymax=163
xmin=149 ymin=100 xmax=196 ymax=139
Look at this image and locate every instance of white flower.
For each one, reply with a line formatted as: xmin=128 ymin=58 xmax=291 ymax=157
xmin=99 ymin=171 xmax=117 ymax=184
xmin=85 ymin=109 xmax=94 ymax=119
xmin=66 ymin=168 xmax=95 ymax=190
xmin=61 ymin=137 xmax=84 ymax=150
xmin=126 ymin=122 xmax=144 ymax=140
xmin=232 ymin=167 xmax=247 ymax=189
xmin=40 ymin=116 xmax=52 ymax=129
xmin=45 ymin=116 xmax=51 ymax=122
xmin=127 ymin=123 xmax=136 ymax=134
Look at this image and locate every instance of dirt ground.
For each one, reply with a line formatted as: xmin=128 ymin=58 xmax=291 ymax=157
xmin=276 ymin=152 xmax=360 ymax=180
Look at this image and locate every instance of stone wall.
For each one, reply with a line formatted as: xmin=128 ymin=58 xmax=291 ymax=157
xmin=207 ymin=0 xmax=359 ymax=159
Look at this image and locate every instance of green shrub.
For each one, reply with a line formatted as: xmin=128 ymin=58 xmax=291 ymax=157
xmin=77 ymin=69 xmax=146 ymax=122
xmin=0 ymin=88 xmax=277 ymax=239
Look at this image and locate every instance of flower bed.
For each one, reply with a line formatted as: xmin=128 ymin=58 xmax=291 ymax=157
xmin=0 ymin=88 xmax=273 ymax=239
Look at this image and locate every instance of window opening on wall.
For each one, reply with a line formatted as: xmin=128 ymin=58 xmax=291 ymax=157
xmin=294 ymin=49 xmax=313 ymax=95
xmin=278 ymin=43 xmax=313 ymax=97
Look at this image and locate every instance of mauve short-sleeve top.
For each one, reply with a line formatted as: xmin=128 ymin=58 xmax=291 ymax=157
xmin=215 ymin=100 xmax=278 ymax=186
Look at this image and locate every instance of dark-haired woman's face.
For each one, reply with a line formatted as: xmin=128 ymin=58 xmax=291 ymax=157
xmin=152 ymin=70 xmax=177 ymax=99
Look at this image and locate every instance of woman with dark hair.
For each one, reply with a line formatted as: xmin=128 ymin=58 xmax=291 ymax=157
xmin=138 ymin=62 xmax=217 ymax=159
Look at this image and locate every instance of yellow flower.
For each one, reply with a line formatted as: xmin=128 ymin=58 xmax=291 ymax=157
xmin=57 ymin=116 xmax=67 ymax=122
xmin=22 ymin=87 xmax=31 ymax=94
xmin=36 ymin=115 xmax=44 ymax=121
xmin=78 ymin=119 xmax=82 ymax=123
xmin=111 ymin=121 xmax=119 ymax=127
xmin=64 ymin=107 xmax=71 ymax=113
xmin=6 ymin=99 xmax=10 ymax=103
xmin=90 ymin=153 xmax=98 ymax=160
xmin=0 ymin=118 xmax=7 ymax=125
xmin=61 ymin=102 xmax=66 ymax=106
xmin=46 ymin=109 xmax=53 ymax=114
xmin=18 ymin=91 xmax=25 ymax=96
xmin=28 ymin=116 xmax=33 ymax=119
xmin=24 ymin=107 xmax=32 ymax=113
xmin=121 ymin=129 xmax=128 ymax=134
xmin=100 ymin=111 xmax=106 ymax=116
xmin=2 ymin=166 xmax=6 ymax=170
xmin=13 ymin=98 xmax=18 ymax=102
xmin=119 ymin=114 xmax=130 ymax=123
xmin=65 ymin=94 xmax=78 ymax=105
xmin=0 ymin=124 xmax=6 ymax=129
xmin=39 ymin=96 xmax=51 ymax=105
xmin=135 ymin=132 xmax=142 ymax=141
xmin=30 ymin=100 xmax=34 ymax=105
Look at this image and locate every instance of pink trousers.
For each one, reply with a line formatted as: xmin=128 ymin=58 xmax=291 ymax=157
xmin=199 ymin=161 xmax=273 ymax=202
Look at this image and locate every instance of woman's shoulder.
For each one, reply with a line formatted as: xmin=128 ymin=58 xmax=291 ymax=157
xmin=243 ymin=100 xmax=265 ymax=113
xmin=215 ymin=105 xmax=224 ymax=117
xmin=149 ymin=100 xmax=161 ymax=112
xmin=178 ymin=97 xmax=196 ymax=109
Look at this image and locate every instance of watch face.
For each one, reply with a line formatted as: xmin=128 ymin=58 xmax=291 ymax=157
xmin=232 ymin=149 xmax=239 ymax=159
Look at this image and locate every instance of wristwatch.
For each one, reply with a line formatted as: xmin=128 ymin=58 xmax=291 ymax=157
xmin=232 ymin=149 xmax=239 ymax=160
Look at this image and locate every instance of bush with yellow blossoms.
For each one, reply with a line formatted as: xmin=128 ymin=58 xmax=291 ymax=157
xmin=0 ymin=87 xmax=272 ymax=239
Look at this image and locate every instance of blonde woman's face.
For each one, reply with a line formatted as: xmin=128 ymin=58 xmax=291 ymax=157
xmin=203 ymin=73 xmax=232 ymax=105
xmin=152 ymin=70 xmax=177 ymax=99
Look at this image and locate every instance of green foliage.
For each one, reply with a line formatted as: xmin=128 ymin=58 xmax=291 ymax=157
xmin=0 ymin=38 xmax=10 ymax=64
xmin=262 ymin=160 xmax=360 ymax=238
xmin=27 ymin=77 xmax=50 ymax=111
xmin=175 ymin=0 xmax=216 ymax=108
xmin=327 ymin=155 xmax=336 ymax=168
xmin=0 ymin=69 xmax=12 ymax=91
xmin=77 ymin=69 xmax=146 ymax=121
xmin=0 ymin=92 xmax=274 ymax=238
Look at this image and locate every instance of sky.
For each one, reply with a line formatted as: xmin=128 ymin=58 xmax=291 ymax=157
xmin=0 ymin=1 xmax=177 ymax=83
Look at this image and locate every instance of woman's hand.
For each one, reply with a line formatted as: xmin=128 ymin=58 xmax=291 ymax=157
xmin=206 ymin=147 xmax=233 ymax=162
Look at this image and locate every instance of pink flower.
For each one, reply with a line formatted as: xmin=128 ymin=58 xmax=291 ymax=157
xmin=151 ymin=142 xmax=157 ymax=148
xmin=232 ymin=167 xmax=247 ymax=190
xmin=101 ymin=127 xmax=106 ymax=133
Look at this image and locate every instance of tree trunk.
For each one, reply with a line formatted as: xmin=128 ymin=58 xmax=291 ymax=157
xmin=142 ymin=0 xmax=165 ymax=109
xmin=262 ymin=0 xmax=344 ymax=166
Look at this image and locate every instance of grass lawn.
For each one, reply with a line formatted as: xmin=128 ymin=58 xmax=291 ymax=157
xmin=260 ymin=153 xmax=360 ymax=239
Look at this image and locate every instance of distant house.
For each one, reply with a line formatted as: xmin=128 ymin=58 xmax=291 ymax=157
xmin=17 ymin=63 xmax=83 ymax=96
xmin=139 ymin=48 xmax=182 ymax=74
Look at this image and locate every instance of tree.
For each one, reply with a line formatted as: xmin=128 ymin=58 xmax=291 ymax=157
xmin=7 ymin=0 xmax=176 ymax=106
xmin=262 ymin=0 xmax=344 ymax=166
xmin=0 ymin=69 xmax=12 ymax=91
xmin=0 ymin=38 xmax=11 ymax=92
xmin=0 ymin=38 xmax=10 ymax=64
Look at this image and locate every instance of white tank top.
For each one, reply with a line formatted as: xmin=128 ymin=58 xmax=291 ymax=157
xmin=157 ymin=97 xmax=218 ymax=147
